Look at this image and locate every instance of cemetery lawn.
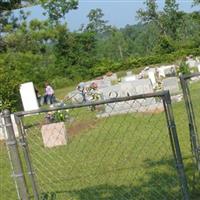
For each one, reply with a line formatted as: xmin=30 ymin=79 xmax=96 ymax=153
xmin=1 ymin=83 xmax=200 ymax=200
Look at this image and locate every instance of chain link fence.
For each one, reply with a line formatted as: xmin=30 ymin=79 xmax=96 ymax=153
xmin=0 ymin=113 xmax=19 ymax=200
xmin=1 ymin=91 xmax=188 ymax=200
xmin=180 ymin=73 xmax=200 ymax=173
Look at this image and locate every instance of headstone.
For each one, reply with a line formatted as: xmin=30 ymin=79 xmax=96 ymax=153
xmin=186 ymin=59 xmax=198 ymax=68
xmin=97 ymin=79 xmax=160 ymax=117
xmin=20 ymin=82 xmax=39 ymax=111
xmin=41 ymin=122 xmax=67 ymax=148
xmin=0 ymin=115 xmax=5 ymax=140
xmin=103 ymin=73 xmax=118 ymax=82
xmin=68 ymin=90 xmax=83 ymax=103
xmin=148 ymin=71 xmax=157 ymax=88
xmin=122 ymin=75 xmax=137 ymax=82
xmin=85 ymin=79 xmax=111 ymax=89
xmin=157 ymin=65 xmax=176 ymax=78
xmin=162 ymin=77 xmax=179 ymax=94
xmin=99 ymin=85 xmax=121 ymax=100
xmin=197 ymin=64 xmax=200 ymax=72
xmin=126 ymin=71 xmax=132 ymax=76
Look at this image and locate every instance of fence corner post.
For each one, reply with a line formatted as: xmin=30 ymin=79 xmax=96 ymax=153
xmin=162 ymin=91 xmax=190 ymax=200
xmin=3 ymin=109 xmax=30 ymax=200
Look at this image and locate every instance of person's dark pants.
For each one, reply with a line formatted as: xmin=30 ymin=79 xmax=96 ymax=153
xmin=82 ymin=92 xmax=86 ymax=102
xmin=44 ymin=95 xmax=54 ymax=104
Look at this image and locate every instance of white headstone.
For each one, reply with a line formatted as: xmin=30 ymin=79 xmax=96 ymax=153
xmin=97 ymin=79 xmax=160 ymax=117
xmin=163 ymin=77 xmax=179 ymax=94
xmin=103 ymin=73 xmax=118 ymax=82
xmin=186 ymin=59 xmax=198 ymax=68
xmin=0 ymin=115 xmax=5 ymax=140
xmin=197 ymin=64 xmax=200 ymax=72
xmin=148 ymin=71 xmax=157 ymax=88
xmin=157 ymin=65 xmax=176 ymax=78
xmin=20 ymin=82 xmax=39 ymax=111
xmin=126 ymin=71 xmax=132 ymax=76
xmin=122 ymin=75 xmax=137 ymax=82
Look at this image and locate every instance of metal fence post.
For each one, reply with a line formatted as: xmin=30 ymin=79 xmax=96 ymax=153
xmin=180 ymin=75 xmax=200 ymax=171
xmin=3 ymin=110 xmax=30 ymax=200
xmin=15 ymin=115 xmax=40 ymax=200
xmin=162 ymin=91 xmax=190 ymax=200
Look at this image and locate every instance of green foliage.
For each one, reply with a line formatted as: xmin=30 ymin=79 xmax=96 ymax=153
xmin=153 ymin=36 xmax=175 ymax=54
xmin=1 ymin=1 xmax=200 ymax=111
xmin=40 ymin=0 xmax=78 ymax=22
xmin=137 ymin=0 xmax=183 ymax=39
xmin=83 ymin=8 xmax=110 ymax=33
xmin=0 ymin=0 xmax=33 ymax=11
xmin=53 ymin=110 xmax=70 ymax=122
xmin=46 ymin=110 xmax=70 ymax=123
xmin=0 ymin=54 xmax=21 ymax=112
xmin=178 ymin=60 xmax=191 ymax=75
xmin=137 ymin=0 xmax=158 ymax=23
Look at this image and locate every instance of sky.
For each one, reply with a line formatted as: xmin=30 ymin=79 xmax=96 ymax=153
xmin=22 ymin=0 xmax=199 ymax=31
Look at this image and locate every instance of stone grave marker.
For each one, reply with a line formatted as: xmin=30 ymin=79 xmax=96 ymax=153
xmin=162 ymin=77 xmax=179 ymax=94
xmin=97 ymin=79 xmax=161 ymax=117
xmin=198 ymin=64 xmax=200 ymax=72
xmin=41 ymin=122 xmax=67 ymax=148
xmin=20 ymin=82 xmax=39 ymax=111
xmin=157 ymin=65 xmax=176 ymax=78
xmin=121 ymin=75 xmax=137 ymax=82
xmin=103 ymin=73 xmax=118 ymax=82
xmin=85 ymin=79 xmax=111 ymax=89
xmin=126 ymin=71 xmax=132 ymax=76
xmin=148 ymin=70 xmax=157 ymax=88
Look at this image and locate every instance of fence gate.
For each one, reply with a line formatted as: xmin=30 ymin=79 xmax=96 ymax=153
xmin=3 ymin=91 xmax=189 ymax=200
xmin=180 ymin=73 xmax=200 ymax=172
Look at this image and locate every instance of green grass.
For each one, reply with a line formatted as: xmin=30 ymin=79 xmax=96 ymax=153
xmin=1 ymin=82 xmax=200 ymax=200
xmin=55 ymin=85 xmax=75 ymax=100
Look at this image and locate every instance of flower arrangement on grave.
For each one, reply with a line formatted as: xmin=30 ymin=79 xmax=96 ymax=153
xmin=45 ymin=110 xmax=70 ymax=124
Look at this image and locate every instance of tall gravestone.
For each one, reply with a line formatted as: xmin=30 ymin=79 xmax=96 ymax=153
xmin=148 ymin=71 xmax=157 ymax=88
xmin=20 ymin=82 xmax=39 ymax=111
xmin=198 ymin=64 xmax=200 ymax=72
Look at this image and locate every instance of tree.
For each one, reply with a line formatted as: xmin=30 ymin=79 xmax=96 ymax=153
xmin=193 ymin=0 xmax=200 ymax=5
xmin=137 ymin=0 xmax=158 ymax=23
xmin=162 ymin=0 xmax=181 ymax=39
xmin=137 ymin=0 xmax=182 ymax=39
xmin=84 ymin=8 xmax=110 ymax=34
xmin=40 ymin=0 xmax=78 ymax=22
xmin=0 ymin=0 xmax=34 ymax=11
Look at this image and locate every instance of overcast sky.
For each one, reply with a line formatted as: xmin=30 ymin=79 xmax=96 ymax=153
xmin=21 ymin=0 xmax=199 ymax=31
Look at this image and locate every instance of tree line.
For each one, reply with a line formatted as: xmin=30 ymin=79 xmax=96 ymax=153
xmin=0 ymin=0 xmax=200 ymax=111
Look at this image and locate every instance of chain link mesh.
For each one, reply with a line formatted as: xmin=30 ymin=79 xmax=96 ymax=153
xmin=182 ymin=75 xmax=200 ymax=198
xmin=18 ymin=96 xmax=185 ymax=200
xmin=0 ymin=114 xmax=18 ymax=200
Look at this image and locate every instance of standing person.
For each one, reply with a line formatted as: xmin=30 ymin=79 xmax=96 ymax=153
xmin=44 ymin=82 xmax=55 ymax=105
xmin=34 ymin=86 xmax=41 ymax=106
xmin=77 ymin=82 xmax=87 ymax=102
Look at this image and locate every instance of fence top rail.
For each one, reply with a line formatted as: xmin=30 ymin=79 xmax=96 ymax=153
xmin=14 ymin=90 xmax=169 ymax=117
xmin=180 ymin=72 xmax=200 ymax=80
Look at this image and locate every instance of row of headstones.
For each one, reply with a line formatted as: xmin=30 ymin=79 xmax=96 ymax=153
xmin=14 ymin=58 xmax=200 ymax=114
xmin=186 ymin=56 xmax=200 ymax=69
